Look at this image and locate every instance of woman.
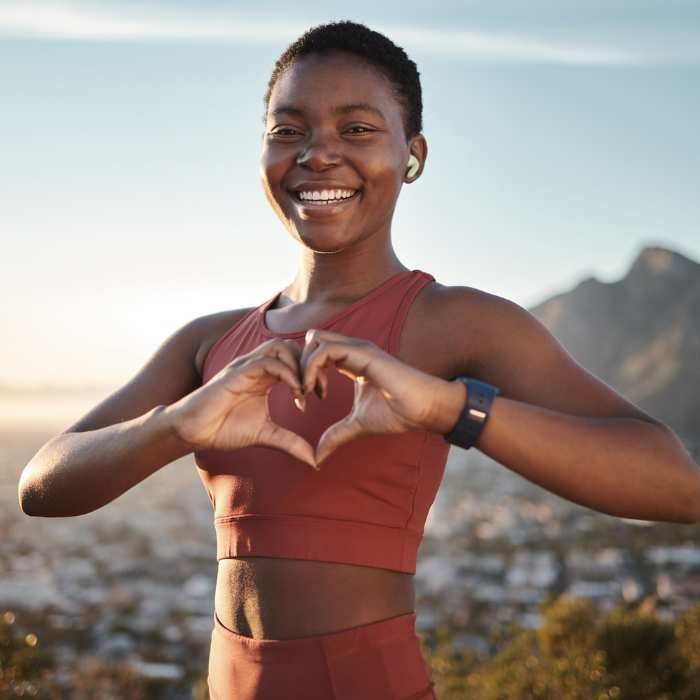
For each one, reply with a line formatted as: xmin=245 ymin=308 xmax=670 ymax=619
xmin=19 ymin=20 xmax=700 ymax=700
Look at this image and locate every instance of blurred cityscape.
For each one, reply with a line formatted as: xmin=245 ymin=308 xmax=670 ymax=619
xmin=2 ymin=420 xmax=699 ymax=696
xmin=2 ymin=244 xmax=699 ymax=696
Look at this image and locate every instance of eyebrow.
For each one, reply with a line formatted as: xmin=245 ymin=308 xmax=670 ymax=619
xmin=270 ymin=102 xmax=386 ymax=120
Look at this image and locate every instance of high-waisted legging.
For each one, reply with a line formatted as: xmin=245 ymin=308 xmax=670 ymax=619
xmin=207 ymin=608 xmax=438 ymax=699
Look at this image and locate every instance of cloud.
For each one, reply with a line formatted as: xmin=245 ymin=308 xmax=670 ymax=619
xmin=0 ymin=2 xmax=303 ymax=42
xmin=1 ymin=1 xmax=698 ymax=66
xmin=377 ymin=25 xmax=648 ymax=66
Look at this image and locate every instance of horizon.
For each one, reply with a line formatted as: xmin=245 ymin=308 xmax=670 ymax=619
xmin=2 ymin=240 xmax=696 ymax=397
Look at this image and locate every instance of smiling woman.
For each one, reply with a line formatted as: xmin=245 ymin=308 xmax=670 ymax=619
xmin=259 ymin=44 xmax=426 ymax=256
xmin=17 ymin=18 xmax=700 ymax=700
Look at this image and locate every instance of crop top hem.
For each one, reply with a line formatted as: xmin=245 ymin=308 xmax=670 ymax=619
xmin=214 ymin=514 xmax=421 ymax=574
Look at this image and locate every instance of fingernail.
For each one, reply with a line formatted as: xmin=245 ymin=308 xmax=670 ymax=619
xmin=294 ymin=396 xmax=306 ymax=412
xmin=314 ymin=383 xmax=323 ymax=399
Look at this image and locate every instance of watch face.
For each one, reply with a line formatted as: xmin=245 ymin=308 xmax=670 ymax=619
xmin=468 ymin=408 xmax=487 ymax=422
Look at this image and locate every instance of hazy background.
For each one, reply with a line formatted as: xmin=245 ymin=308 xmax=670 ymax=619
xmin=2 ymin=0 xmax=699 ymax=404
xmin=2 ymin=3 xmax=700 ymax=695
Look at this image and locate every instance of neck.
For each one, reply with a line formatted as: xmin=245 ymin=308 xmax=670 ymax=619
xmin=286 ymin=234 xmax=408 ymax=305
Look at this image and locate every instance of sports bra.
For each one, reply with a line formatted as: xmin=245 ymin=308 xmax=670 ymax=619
xmin=194 ymin=269 xmax=451 ymax=574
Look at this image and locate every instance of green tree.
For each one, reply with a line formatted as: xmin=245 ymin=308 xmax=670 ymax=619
xmin=0 ymin=610 xmax=56 ymax=697
xmin=421 ymin=597 xmax=700 ymax=699
xmin=674 ymin=602 xmax=700 ymax=700
xmin=595 ymin=605 xmax=686 ymax=699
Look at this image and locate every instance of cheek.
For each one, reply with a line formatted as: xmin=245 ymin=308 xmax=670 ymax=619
xmin=365 ymin=161 xmax=403 ymax=204
xmin=363 ymin=147 xmax=403 ymax=183
xmin=260 ymin=148 xmax=289 ymax=188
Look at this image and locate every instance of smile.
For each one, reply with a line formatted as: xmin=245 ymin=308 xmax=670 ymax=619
xmin=289 ymin=189 xmax=361 ymax=215
xmin=295 ymin=189 xmax=357 ymax=202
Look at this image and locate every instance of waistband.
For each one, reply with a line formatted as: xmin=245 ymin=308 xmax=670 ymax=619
xmin=212 ymin=608 xmax=418 ymax=657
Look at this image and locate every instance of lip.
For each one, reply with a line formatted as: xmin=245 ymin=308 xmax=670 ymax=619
xmin=289 ymin=181 xmax=360 ymax=193
xmin=288 ymin=189 xmax=361 ymax=218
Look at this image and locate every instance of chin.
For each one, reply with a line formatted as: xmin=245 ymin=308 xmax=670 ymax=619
xmin=292 ymin=227 xmax=356 ymax=254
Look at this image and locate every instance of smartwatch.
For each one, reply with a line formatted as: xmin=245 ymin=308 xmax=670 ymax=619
xmin=443 ymin=376 xmax=500 ymax=449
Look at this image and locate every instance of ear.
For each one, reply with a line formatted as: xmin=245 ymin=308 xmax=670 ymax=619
xmin=404 ymin=134 xmax=428 ymax=183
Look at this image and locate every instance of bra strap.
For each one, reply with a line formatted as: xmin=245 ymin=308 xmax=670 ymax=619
xmin=388 ymin=271 xmax=435 ymax=357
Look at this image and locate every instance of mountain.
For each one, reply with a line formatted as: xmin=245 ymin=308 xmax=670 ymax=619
xmin=527 ymin=245 xmax=700 ymax=446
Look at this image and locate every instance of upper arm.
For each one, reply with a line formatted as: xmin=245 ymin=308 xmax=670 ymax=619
xmin=462 ymin=291 xmax=664 ymax=426
xmin=60 ymin=308 xmax=250 ymax=434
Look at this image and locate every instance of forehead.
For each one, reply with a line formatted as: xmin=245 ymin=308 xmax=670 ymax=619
xmin=268 ymin=52 xmax=403 ymax=123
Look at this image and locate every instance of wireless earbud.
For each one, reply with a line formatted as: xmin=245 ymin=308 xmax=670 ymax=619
xmin=406 ymin=154 xmax=420 ymax=179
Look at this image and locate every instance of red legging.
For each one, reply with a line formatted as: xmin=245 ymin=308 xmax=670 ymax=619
xmin=207 ymin=608 xmax=438 ymax=699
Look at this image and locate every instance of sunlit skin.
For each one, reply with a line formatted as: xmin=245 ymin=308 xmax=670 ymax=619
xmin=170 ymin=47 xmax=700 ymax=526
xmin=258 ymin=50 xmax=426 ymax=296
xmin=162 ymin=48 xmax=700 ymax=640
xmin=20 ymin=42 xmax=700 ymax=649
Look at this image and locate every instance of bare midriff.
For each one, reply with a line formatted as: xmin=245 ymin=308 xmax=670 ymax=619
xmin=215 ymin=557 xmax=416 ymax=640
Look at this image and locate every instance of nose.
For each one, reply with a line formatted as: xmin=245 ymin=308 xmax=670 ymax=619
xmin=296 ymin=130 xmax=341 ymax=170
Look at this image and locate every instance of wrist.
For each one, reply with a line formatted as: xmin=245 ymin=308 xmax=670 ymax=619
xmin=152 ymin=403 xmax=197 ymax=455
xmin=424 ymin=377 xmax=468 ymax=434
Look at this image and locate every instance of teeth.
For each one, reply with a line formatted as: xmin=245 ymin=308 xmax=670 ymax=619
xmin=297 ymin=189 xmax=356 ymax=202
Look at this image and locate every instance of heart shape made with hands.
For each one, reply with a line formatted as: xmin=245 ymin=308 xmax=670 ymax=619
xmin=266 ymin=327 xmax=448 ymax=470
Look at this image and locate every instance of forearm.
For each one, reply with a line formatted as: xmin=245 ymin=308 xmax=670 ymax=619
xmin=18 ymin=405 xmax=191 ymax=517
xmin=432 ymin=381 xmax=700 ymax=523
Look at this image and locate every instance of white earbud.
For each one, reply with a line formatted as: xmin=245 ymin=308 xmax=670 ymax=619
xmin=406 ymin=154 xmax=420 ymax=179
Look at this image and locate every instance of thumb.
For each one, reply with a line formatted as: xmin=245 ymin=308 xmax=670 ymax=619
xmin=258 ymin=421 xmax=318 ymax=471
xmin=315 ymin=416 xmax=364 ymax=466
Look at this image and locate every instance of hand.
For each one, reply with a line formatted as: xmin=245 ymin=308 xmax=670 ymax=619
xmin=167 ymin=338 xmax=316 ymax=469
xmin=300 ymin=329 xmax=466 ymax=465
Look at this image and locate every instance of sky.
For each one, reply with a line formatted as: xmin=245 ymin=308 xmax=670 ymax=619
xmin=1 ymin=0 xmax=699 ymax=391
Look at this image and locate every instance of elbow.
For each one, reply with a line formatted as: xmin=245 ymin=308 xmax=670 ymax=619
xmin=656 ymin=424 xmax=700 ymax=524
xmin=18 ymin=474 xmax=92 ymax=518
xmin=682 ymin=487 xmax=700 ymax=524
xmin=677 ymin=509 xmax=700 ymax=526
xmin=19 ymin=500 xmax=41 ymax=517
xmin=17 ymin=484 xmax=82 ymax=518
xmin=19 ymin=493 xmax=40 ymax=517
xmin=18 ymin=477 xmax=43 ymax=517
xmin=676 ymin=476 xmax=700 ymax=524
xmin=17 ymin=468 xmax=53 ymax=517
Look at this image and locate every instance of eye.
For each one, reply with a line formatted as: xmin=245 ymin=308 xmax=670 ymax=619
xmin=269 ymin=127 xmax=302 ymax=137
xmin=345 ymin=125 xmax=374 ymax=134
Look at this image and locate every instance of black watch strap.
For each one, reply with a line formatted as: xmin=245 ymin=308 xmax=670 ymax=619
xmin=444 ymin=377 xmax=500 ymax=449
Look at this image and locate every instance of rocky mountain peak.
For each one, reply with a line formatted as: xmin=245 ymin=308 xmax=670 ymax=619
xmin=625 ymin=245 xmax=699 ymax=285
xmin=528 ymin=244 xmax=700 ymax=448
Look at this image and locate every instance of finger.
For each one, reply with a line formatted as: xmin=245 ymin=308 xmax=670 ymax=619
xmin=259 ymin=421 xmax=318 ymax=471
xmin=303 ymin=329 xmax=361 ymax=395
xmin=320 ymin=360 xmax=337 ymax=399
xmin=304 ymin=328 xmax=357 ymax=344
xmin=300 ymin=330 xmax=323 ymax=389
xmin=315 ymin=416 xmax=364 ymax=466
xmin=261 ymin=339 xmax=304 ymax=388
xmin=264 ymin=339 xmax=307 ymax=409
xmin=241 ymin=356 xmax=303 ymax=397
xmin=316 ymin=365 xmax=330 ymax=399
xmin=303 ymin=341 xmax=369 ymax=395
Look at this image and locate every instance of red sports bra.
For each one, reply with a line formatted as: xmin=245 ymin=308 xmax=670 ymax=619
xmin=194 ymin=269 xmax=451 ymax=574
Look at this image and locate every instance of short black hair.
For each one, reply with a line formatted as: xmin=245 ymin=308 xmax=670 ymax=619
xmin=263 ymin=20 xmax=423 ymax=140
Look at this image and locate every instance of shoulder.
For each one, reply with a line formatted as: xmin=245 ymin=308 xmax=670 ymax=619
xmin=401 ymin=278 xmax=515 ymax=377
xmin=407 ymin=277 xmax=547 ymax=374
xmin=190 ymin=307 xmax=257 ymax=379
